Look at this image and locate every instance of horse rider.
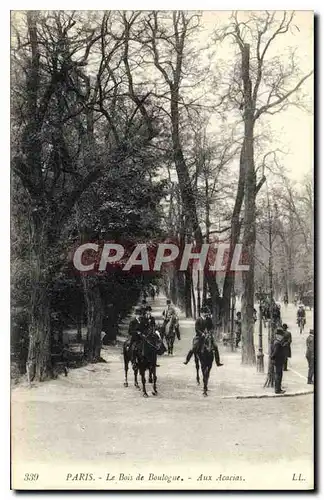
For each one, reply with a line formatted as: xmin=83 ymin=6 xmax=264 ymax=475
xmin=297 ymin=304 xmax=306 ymax=331
xmin=283 ymin=292 xmax=288 ymax=306
xmin=145 ymin=305 xmax=157 ymax=336
xmin=144 ymin=305 xmax=163 ymax=365
xmin=162 ymin=299 xmax=178 ymax=336
xmin=128 ymin=307 xmax=145 ymax=361
xmin=183 ymin=306 xmax=223 ymax=367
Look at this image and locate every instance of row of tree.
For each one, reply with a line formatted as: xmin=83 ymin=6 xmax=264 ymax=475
xmin=11 ymin=10 xmax=313 ymax=380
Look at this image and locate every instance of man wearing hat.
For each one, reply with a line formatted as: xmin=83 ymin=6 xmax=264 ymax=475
xmin=282 ymin=323 xmax=292 ymax=371
xmin=270 ymin=328 xmax=287 ymax=394
xmin=162 ymin=299 xmax=177 ymax=336
xmin=306 ymin=329 xmax=314 ymax=384
xmin=128 ymin=307 xmax=145 ymax=362
xmin=145 ymin=305 xmax=156 ymax=335
xmin=184 ymin=306 xmax=223 ymax=366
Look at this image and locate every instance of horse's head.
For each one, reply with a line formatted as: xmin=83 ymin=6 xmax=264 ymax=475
xmin=202 ymin=331 xmax=214 ymax=352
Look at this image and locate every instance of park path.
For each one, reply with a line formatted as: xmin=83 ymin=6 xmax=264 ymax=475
xmin=11 ymin=295 xmax=314 ymax=489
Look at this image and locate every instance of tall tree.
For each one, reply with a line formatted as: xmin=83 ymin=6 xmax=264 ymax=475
xmin=215 ymin=11 xmax=313 ymax=363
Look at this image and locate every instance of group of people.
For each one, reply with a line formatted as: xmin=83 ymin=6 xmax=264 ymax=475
xmin=270 ymin=323 xmax=314 ymax=394
xmin=127 ymin=294 xmax=314 ymax=392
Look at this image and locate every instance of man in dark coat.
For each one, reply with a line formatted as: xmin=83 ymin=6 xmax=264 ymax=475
xmin=306 ymin=328 xmax=314 ymax=384
xmin=183 ymin=307 xmax=223 ymax=366
xmin=282 ymin=323 xmax=292 ymax=371
xmin=270 ymin=328 xmax=286 ymax=394
xmin=145 ymin=305 xmax=156 ymax=335
xmin=128 ymin=308 xmax=145 ymax=361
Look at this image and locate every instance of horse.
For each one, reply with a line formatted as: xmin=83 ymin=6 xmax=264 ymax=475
xmin=132 ymin=331 xmax=165 ymax=397
xmin=196 ymin=332 xmax=215 ymax=396
xmin=163 ymin=317 xmax=177 ymax=355
xmin=123 ymin=339 xmax=139 ymax=389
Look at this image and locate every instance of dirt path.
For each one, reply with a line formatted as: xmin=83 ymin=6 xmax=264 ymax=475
xmin=11 ymin=296 xmax=314 ymax=490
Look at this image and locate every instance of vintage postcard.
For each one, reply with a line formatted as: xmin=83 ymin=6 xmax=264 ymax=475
xmin=10 ymin=10 xmax=314 ymax=490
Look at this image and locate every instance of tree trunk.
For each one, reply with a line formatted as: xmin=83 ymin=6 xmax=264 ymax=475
xmin=184 ymin=270 xmax=193 ymax=317
xmin=222 ymin=147 xmax=245 ymax=331
xmin=76 ymin=310 xmax=82 ymax=343
xmin=27 ymin=281 xmax=52 ymax=381
xmin=26 ymin=223 xmax=52 ymax=382
xmin=206 ymin=274 xmax=221 ymax=339
xmin=191 ymin=271 xmax=197 ymax=319
xmin=196 ymin=270 xmax=201 ymax=317
xmin=202 ymin=277 xmax=207 ymax=304
xmin=170 ymin=267 xmax=179 ymax=305
xmin=82 ymin=276 xmax=103 ymax=362
xmin=241 ymin=43 xmax=256 ymax=365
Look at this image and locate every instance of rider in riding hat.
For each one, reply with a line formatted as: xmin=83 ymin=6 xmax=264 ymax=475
xmin=183 ymin=306 xmax=223 ymax=367
xmin=128 ymin=307 xmax=145 ymax=361
xmin=297 ymin=304 xmax=306 ymax=330
xmin=162 ymin=299 xmax=178 ymax=336
xmin=145 ymin=305 xmax=156 ymax=336
xmin=162 ymin=299 xmax=176 ymax=321
xmin=145 ymin=305 xmax=163 ymax=365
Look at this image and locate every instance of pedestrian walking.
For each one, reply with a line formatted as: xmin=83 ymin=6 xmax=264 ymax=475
xmin=306 ymin=328 xmax=314 ymax=384
xmin=270 ymin=328 xmax=286 ymax=394
xmin=282 ymin=323 xmax=292 ymax=371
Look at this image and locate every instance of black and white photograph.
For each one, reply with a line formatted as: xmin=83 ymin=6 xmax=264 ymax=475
xmin=10 ymin=9 xmax=314 ymax=490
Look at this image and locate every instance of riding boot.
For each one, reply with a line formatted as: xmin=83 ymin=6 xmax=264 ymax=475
xmin=214 ymin=346 xmax=223 ymax=366
xmin=184 ymin=349 xmax=194 ymax=364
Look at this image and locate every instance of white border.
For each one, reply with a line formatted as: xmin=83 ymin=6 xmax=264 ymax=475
xmin=2 ymin=3 xmax=320 ymax=499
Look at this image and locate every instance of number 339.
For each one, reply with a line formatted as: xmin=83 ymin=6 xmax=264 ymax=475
xmin=24 ymin=473 xmax=39 ymax=481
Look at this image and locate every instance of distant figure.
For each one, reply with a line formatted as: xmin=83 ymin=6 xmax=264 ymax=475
xmin=282 ymin=323 xmax=292 ymax=371
xmin=297 ymin=304 xmax=306 ymax=333
xmin=235 ymin=312 xmax=242 ymax=348
xmin=306 ymin=329 xmax=314 ymax=385
xmin=270 ymin=328 xmax=286 ymax=394
xmin=283 ymin=293 xmax=288 ymax=306
xmin=162 ymin=299 xmax=176 ymax=329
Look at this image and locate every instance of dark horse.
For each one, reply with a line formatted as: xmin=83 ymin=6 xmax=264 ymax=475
xmin=124 ymin=332 xmax=164 ymax=397
xmin=123 ymin=339 xmax=139 ymax=388
xmin=196 ymin=332 xmax=215 ymax=396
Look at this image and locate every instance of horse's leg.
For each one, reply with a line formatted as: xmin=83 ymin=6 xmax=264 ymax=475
xmin=202 ymin=365 xmax=208 ymax=396
xmin=170 ymin=335 xmax=174 ymax=356
xmin=195 ymin=354 xmax=200 ymax=385
xmin=205 ymin=363 xmax=212 ymax=395
xmin=149 ymin=367 xmax=153 ymax=384
xmin=134 ymin=365 xmax=139 ymax=388
xmin=152 ymin=364 xmax=158 ymax=395
xmin=140 ymin=367 xmax=148 ymax=397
